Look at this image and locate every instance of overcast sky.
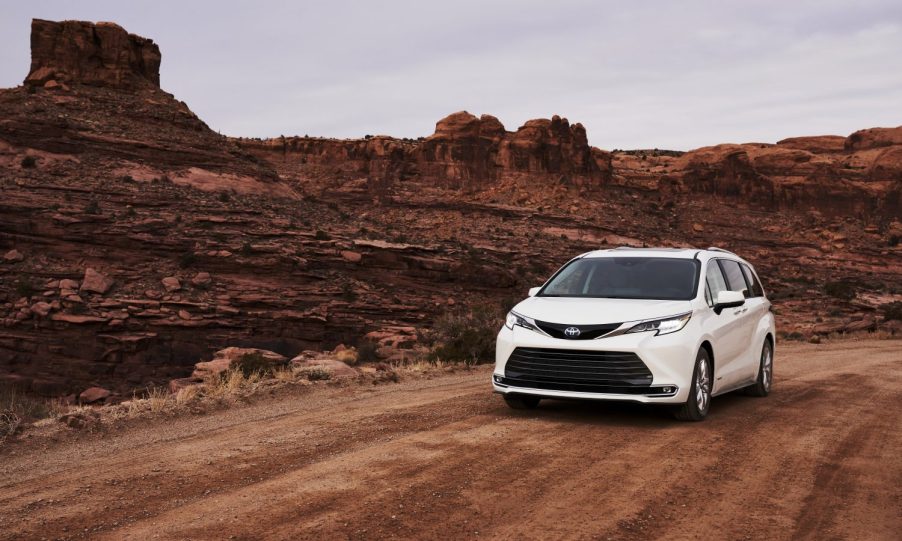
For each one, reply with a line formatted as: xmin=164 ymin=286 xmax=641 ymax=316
xmin=2 ymin=1 xmax=900 ymax=150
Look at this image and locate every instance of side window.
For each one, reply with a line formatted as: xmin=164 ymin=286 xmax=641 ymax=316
xmin=705 ymin=261 xmax=729 ymax=306
xmin=719 ymin=260 xmax=750 ymax=297
xmin=741 ymin=264 xmax=764 ymax=297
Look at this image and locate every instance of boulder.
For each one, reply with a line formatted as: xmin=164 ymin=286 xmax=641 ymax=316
xmin=191 ymin=347 xmax=288 ymax=379
xmin=79 ymin=386 xmax=111 ymax=404
xmin=3 ymin=249 xmax=24 ymax=262
xmin=161 ymin=277 xmax=181 ymax=292
xmin=191 ymin=272 xmax=212 ymax=286
xmin=30 ymin=302 xmax=52 ymax=317
xmin=59 ymin=279 xmax=80 ymax=290
xmin=290 ymin=356 xmax=358 ymax=379
xmin=340 ymin=250 xmax=362 ymax=263
xmin=81 ymin=268 xmax=114 ymax=294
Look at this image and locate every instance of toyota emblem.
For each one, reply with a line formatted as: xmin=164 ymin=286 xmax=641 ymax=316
xmin=564 ymin=326 xmax=581 ymax=338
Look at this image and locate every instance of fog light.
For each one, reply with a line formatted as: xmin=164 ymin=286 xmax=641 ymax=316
xmin=493 ymin=375 xmax=502 ymax=383
xmin=663 ymin=386 xmax=674 ymax=393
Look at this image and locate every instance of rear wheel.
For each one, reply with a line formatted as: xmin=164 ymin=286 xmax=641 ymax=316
xmin=504 ymin=394 xmax=540 ymax=410
xmin=744 ymin=339 xmax=773 ymax=397
xmin=674 ymin=348 xmax=712 ymax=422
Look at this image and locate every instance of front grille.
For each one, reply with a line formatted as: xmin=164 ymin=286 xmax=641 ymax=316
xmin=503 ymin=347 xmax=653 ymax=393
xmin=534 ymin=320 xmax=622 ymax=340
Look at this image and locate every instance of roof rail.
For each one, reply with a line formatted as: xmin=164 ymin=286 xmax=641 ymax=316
xmin=707 ymin=246 xmax=737 ymax=255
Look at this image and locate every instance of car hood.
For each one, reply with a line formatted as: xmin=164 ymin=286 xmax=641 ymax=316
xmin=513 ymin=296 xmax=693 ymax=325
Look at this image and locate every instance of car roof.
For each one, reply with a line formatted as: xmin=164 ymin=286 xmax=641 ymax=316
xmin=580 ymin=247 xmax=748 ymax=263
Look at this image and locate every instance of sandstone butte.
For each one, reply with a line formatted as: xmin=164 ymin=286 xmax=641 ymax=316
xmin=0 ymin=19 xmax=899 ymax=398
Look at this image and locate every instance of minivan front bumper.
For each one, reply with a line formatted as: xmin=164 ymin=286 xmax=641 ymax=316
xmin=493 ymin=324 xmax=697 ymax=404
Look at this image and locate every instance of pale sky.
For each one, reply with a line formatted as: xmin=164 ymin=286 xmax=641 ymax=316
xmin=1 ymin=0 xmax=900 ymax=150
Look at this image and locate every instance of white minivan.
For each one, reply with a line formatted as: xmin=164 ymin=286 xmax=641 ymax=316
xmin=493 ymin=247 xmax=775 ymax=421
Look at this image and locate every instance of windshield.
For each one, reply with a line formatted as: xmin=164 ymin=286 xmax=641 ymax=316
xmin=539 ymin=257 xmax=701 ymax=300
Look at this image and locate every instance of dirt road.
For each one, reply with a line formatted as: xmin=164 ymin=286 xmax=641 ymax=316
xmin=1 ymin=339 xmax=900 ymax=540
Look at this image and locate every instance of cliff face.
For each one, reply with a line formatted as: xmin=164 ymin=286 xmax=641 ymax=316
xmin=25 ymin=19 xmax=161 ymax=88
xmin=1 ymin=19 xmax=900 ymax=399
xmin=239 ymin=111 xmax=613 ymax=191
xmin=610 ymin=127 xmax=902 ymax=217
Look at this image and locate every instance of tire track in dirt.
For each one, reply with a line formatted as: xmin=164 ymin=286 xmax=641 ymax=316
xmin=0 ymin=340 xmax=899 ymax=540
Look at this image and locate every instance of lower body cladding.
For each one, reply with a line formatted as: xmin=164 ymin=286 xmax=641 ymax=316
xmin=493 ymin=325 xmax=697 ymax=404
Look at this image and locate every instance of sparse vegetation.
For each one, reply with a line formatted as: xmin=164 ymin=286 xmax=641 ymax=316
xmin=85 ymin=199 xmax=101 ymax=214
xmin=305 ymin=368 xmax=331 ymax=381
xmin=218 ymin=191 xmax=231 ymax=202
xmin=356 ymin=340 xmax=380 ymax=363
xmin=314 ymin=230 xmax=330 ymax=241
xmin=20 ymin=155 xmax=37 ymax=168
xmin=233 ymin=351 xmax=284 ymax=377
xmin=15 ymin=278 xmax=36 ymax=299
xmin=423 ymin=304 xmax=502 ymax=364
xmin=824 ymin=280 xmax=857 ymax=301
xmin=881 ymin=302 xmax=902 ymax=321
xmin=179 ymin=249 xmax=197 ymax=268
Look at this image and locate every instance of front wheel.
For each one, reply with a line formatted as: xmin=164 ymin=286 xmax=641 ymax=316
xmin=744 ymin=339 xmax=773 ymax=397
xmin=673 ymin=348 xmax=712 ymax=422
xmin=504 ymin=394 xmax=540 ymax=410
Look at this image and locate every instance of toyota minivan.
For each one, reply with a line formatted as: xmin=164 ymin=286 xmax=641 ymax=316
xmin=492 ymin=247 xmax=775 ymax=421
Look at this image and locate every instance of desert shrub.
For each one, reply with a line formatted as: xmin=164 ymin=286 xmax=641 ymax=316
xmin=335 ymin=349 xmax=358 ymax=365
xmin=881 ymin=302 xmax=902 ymax=321
xmin=889 ymin=235 xmax=900 ymax=247
xmin=218 ymin=191 xmax=231 ymax=203
xmin=15 ymin=278 xmax=36 ymax=299
xmin=306 ymin=368 xmax=332 ymax=381
xmin=85 ymin=199 xmax=101 ymax=214
xmin=233 ymin=352 xmax=278 ymax=377
xmin=824 ymin=281 xmax=856 ymax=301
xmin=179 ymin=250 xmax=197 ymax=269
xmin=314 ymin=230 xmax=330 ymax=241
xmin=0 ymin=384 xmax=57 ymax=439
xmin=356 ymin=340 xmax=380 ymax=363
xmin=240 ymin=242 xmax=253 ymax=255
xmin=120 ymin=174 xmax=135 ymax=183
xmin=425 ymin=304 xmax=502 ymax=364
xmin=20 ymin=156 xmax=37 ymax=168
xmin=340 ymin=282 xmax=357 ymax=302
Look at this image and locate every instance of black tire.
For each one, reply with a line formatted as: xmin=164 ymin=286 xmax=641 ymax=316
xmin=503 ymin=394 xmax=540 ymax=410
xmin=744 ymin=339 xmax=773 ymax=397
xmin=673 ymin=348 xmax=712 ymax=422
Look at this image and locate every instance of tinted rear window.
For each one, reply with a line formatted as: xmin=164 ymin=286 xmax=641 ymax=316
xmin=539 ymin=257 xmax=700 ymax=300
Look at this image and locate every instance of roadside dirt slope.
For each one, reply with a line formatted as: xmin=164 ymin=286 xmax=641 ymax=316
xmin=1 ymin=339 xmax=899 ymax=540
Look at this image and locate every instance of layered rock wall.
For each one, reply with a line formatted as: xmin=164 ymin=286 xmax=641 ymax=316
xmin=25 ymin=19 xmax=161 ymax=88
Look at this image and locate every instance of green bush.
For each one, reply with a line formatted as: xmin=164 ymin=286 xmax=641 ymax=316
xmin=15 ymin=278 xmax=36 ymax=299
xmin=425 ymin=304 xmax=502 ymax=364
xmin=233 ymin=352 xmax=280 ymax=377
xmin=356 ymin=340 xmax=380 ymax=363
xmin=85 ymin=200 xmax=101 ymax=215
xmin=881 ymin=302 xmax=902 ymax=321
xmin=179 ymin=250 xmax=197 ymax=269
xmin=824 ymin=281 xmax=856 ymax=301
xmin=306 ymin=368 xmax=332 ymax=381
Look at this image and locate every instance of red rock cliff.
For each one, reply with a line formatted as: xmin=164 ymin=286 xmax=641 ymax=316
xmin=25 ymin=19 xmax=161 ymax=88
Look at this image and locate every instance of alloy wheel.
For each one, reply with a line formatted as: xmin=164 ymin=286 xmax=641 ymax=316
xmin=762 ymin=344 xmax=773 ymax=392
xmin=696 ymin=356 xmax=710 ymax=412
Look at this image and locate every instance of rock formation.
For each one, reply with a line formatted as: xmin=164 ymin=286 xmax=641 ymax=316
xmin=25 ymin=19 xmax=161 ymax=88
xmin=1 ymin=19 xmax=899 ymax=399
xmin=238 ymin=111 xmax=612 ymax=191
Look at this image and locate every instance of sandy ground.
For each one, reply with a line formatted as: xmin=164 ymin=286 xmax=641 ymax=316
xmin=1 ymin=339 xmax=900 ymax=540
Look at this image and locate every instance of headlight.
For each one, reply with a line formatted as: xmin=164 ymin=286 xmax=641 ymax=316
xmin=504 ymin=311 xmax=539 ymax=332
xmin=626 ymin=312 xmax=692 ymax=336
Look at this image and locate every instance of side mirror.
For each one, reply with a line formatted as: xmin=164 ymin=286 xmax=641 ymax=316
xmin=528 ymin=287 xmax=541 ymax=297
xmin=714 ymin=290 xmax=745 ymax=314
